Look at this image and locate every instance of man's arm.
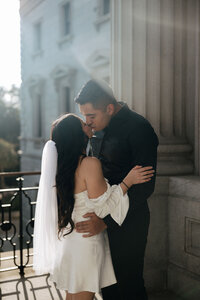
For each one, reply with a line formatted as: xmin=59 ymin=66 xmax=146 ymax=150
xmin=76 ymin=164 xmax=155 ymax=236
xmin=128 ymin=124 xmax=158 ymax=203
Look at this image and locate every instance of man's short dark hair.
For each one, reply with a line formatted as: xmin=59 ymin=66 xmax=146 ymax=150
xmin=74 ymin=79 xmax=117 ymax=110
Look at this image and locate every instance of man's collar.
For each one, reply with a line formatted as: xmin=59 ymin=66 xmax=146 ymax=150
xmin=110 ymin=101 xmax=129 ymax=122
xmin=104 ymin=102 xmax=129 ymax=131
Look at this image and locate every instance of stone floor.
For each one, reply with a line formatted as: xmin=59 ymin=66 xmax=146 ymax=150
xmin=0 ymin=250 xmax=183 ymax=300
xmin=0 ymin=269 xmax=66 ymax=300
xmin=0 ymin=270 xmax=184 ymax=300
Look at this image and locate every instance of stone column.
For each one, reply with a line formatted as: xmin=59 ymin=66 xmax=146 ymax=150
xmin=160 ymin=0 xmax=174 ymax=138
xmin=195 ymin=0 xmax=200 ymax=175
xmin=146 ymin=0 xmax=160 ymax=135
xmin=111 ymin=0 xmax=196 ymax=175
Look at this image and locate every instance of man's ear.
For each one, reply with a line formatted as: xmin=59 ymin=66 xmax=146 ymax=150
xmin=106 ymin=104 xmax=115 ymax=115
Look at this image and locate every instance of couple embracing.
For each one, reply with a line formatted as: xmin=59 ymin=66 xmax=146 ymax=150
xmin=33 ymin=79 xmax=158 ymax=300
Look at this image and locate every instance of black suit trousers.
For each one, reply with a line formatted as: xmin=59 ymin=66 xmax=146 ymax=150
xmin=101 ymin=203 xmax=150 ymax=300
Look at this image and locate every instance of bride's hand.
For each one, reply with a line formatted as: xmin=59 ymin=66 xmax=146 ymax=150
xmin=123 ymin=165 xmax=155 ymax=188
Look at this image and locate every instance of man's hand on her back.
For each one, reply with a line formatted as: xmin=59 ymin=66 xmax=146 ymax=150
xmin=75 ymin=212 xmax=107 ymax=237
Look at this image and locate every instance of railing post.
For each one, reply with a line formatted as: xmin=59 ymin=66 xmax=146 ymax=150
xmin=16 ymin=177 xmax=24 ymax=276
xmin=0 ymin=171 xmax=40 ymax=275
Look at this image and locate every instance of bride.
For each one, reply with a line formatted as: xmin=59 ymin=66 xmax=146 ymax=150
xmin=33 ymin=113 xmax=154 ymax=300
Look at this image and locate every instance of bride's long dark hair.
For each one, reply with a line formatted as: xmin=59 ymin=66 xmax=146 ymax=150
xmin=51 ymin=114 xmax=86 ymax=235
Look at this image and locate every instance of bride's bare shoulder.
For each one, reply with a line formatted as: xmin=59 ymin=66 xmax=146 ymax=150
xmin=80 ymin=156 xmax=102 ymax=173
xmin=81 ymin=156 xmax=101 ymax=166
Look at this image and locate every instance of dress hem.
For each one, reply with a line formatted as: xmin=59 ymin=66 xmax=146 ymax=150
xmin=50 ymin=276 xmax=116 ymax=293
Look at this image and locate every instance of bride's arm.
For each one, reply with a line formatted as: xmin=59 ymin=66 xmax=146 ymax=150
xmin=83 ymin=156 xmax=154 ymax=198
xmin=82 ymin=157 xmax=154 ymax=225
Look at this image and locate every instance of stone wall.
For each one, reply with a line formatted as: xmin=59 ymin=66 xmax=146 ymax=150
xmin=144 ymin=176 xmax=200 ymax=298
xmin=168 ymin=176 xmax=200 ymax=299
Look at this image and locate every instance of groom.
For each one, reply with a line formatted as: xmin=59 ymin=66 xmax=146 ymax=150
xmin=75 ymin=80 xmax=158 ymax=300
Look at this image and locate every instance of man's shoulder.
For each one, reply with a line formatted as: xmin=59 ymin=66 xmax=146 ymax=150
xmin=124 ymin=106 xmax=158 ymax=144
xmin=125 ymin=106 xmax=151 ymax=128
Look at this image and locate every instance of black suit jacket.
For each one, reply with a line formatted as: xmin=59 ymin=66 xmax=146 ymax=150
xmin=91 ymin=103 xmax=159 ymax=232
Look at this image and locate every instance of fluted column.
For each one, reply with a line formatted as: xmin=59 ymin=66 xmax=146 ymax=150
xmin=146 ymin=0 xmax=161 ymax=135
xmin=160 ymin=0 xmax=174 ymax=138
xmin=174 ymin=0 xmax=185 ymax=138
xmin=111 ymin=0 xmax=132 ymax=106
xmin=111 ymin=0 xmax=197 ymax=175
xmin=132 ymin=0 xmax=147 ymax=116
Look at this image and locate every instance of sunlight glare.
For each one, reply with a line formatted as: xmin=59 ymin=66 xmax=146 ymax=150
xmin=0 ymin=0 xmax=21 ymax=88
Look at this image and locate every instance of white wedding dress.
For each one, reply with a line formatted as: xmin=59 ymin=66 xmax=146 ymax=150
xmin=33 ymin=141 xmax=129 ymax=294
xmin=49 ymin=183 xmax=129 ymax=293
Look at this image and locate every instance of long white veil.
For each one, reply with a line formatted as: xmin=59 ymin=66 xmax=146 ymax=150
xmin=33 ymin=140 xmax=58 ymax=275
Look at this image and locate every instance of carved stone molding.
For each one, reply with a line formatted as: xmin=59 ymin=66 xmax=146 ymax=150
xmin=27 ymin=75 xmax=45 ymax=99
xmin=27 ymin=75 xmax=45 ymax=97
xmin=85 ymin=50 xmax=110 ymax=81
xmin=86 ymin=50 xmax=109 ymax=69
xmin=51 ymin=65 xmax=76 ymax=93
xmin=157 ymin=143 xmax=194 ymax=175
xmin=185 ymin=217 xmax=200 ymax=258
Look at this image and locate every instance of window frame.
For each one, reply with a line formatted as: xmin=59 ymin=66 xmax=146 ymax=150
xmin=94 ymin=0 xmax=111 ymax=30
xmin=60 ymin=0 xmax=72 ymax=38
xmin=33 ymin=19 xmax=43 ymax=54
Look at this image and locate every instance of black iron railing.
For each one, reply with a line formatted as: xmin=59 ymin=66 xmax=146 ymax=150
xmin=0 ymin=171 xmax=40 ymax=276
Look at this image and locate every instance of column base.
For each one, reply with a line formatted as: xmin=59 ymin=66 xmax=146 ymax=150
xmin=157 ymin=144 xmax=194 ymax=175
